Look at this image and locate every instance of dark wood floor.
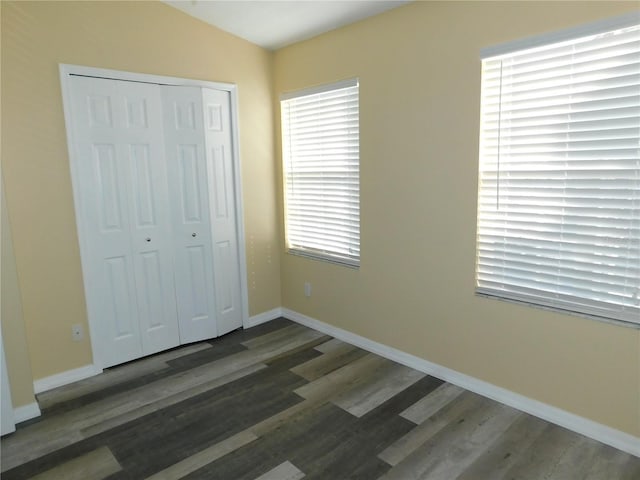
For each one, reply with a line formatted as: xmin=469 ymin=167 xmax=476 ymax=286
xmin=2 ymin=318 xmax=639 ymax=479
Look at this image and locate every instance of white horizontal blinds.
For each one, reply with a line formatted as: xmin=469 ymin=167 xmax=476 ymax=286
xmin=477 ymin=22 xmax=640 ymax=324
xmin=282 ymin=80 xmax=360 ymax=266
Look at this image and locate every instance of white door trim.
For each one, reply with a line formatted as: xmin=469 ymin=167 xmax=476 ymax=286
xmin=59 ymin=64 xmax=250 ymax=369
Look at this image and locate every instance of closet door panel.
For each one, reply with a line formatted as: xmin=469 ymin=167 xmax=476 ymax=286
xmin=120 ymin=81 xmax=180 ymax=357
xmin=69 ymin=76 xmax=142 ymax=367
xmin=162 ymin=86 xmax=218 ymax=344
xmin=202 ymin=88 xmax=243 ymax=335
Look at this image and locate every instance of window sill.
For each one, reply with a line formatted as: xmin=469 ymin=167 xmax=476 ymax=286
xmin=475 ymin=292 xmax=640 ymax=330
xmin=286 ymin=249 xmax=360 ymax=269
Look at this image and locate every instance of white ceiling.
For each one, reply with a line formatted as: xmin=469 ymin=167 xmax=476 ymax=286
xmin=163 ymin=1 xmax=412 ymax=50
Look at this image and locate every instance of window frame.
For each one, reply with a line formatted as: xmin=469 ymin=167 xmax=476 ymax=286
xmin=280 ymin=78 xmax=361 ymax=268
xmin=475 ymin=13 xmax=640 ymax=328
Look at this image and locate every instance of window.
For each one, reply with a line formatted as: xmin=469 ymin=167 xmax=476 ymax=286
xmin=281 ymin=79 xmax=360 ymax=267
xmin=476 ymin=15 xmax=640 ymax=325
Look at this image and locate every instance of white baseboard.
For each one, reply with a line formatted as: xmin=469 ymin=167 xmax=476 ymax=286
xmin=13 ymin=401 xmax=41 ymax=423
xmin=282 ymin=308 xmax=640 ymax=458
xmin=33 ymin=363 xmax=102 ymax=394
xmin=245 ymin=307 xmax=283 ymax=328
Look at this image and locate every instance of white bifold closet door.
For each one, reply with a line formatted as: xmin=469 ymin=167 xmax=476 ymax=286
xmin=162 ymin=86 xmax=243 ymax=342
xmin=70 ymin=76 xmax=180 ymax=368
xmin=200 ymin=87 xmax=243 ymax=337
xmin=68 ymin=76 xmax=242 ymax=369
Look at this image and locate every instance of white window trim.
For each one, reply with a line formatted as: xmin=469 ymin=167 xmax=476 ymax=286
xmin=280 ymin=78 xmax=361 ymax=268
xmin=480 ymin=12 xmax=640 ymax=59
xmin=475 ymin=16 xmax=640 ymax=328
xmin=280 ymin=78 xmax=359 ymax=101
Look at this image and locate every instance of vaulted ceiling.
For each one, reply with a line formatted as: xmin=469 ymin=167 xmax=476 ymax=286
xmin=163 ymin=1 xmax=412 ymax=50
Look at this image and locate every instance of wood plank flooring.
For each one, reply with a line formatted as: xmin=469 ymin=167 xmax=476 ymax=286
xmin=2 ymin=318 xmax=638 ymax=479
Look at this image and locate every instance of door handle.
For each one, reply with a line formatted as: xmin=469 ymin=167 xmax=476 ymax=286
xmin=192 ymin=233 xmax=197 ymax=237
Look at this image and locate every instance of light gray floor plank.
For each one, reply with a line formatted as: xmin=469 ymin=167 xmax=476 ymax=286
xmin=294 ymin=354 xmax=389 ymax=400
xmin=498 ymin=424 xmax=583 ymax=480
xmin=583 ymin=445 xmax=640 ymax=480
xmin=254 ymin=354 xmax=394 ymax=437
xmin=290 ymin=341 xmax=367 ymax=381
xmin=241 ymin=324 xmax=308 ymax=349
xmin=250 ymin=397 xmax=325 ymax=437
xmin=29 ymin=446 xmax=121 ymax=480
xmin=378 ymin=391 xmax=489 ymax=467
xmin=546 ymin=436 xmax=615 ymax=480
xmin=314 ymin=338 xmax=348 ymax=353
xmin=400 ymin=383 xmax=465 ymax=425
xmin=253 ymin=461 xmax=305 ymax=480
xmin=380 ymin=398 xmax=520 ymax=479
xmin=331 ymin=361 xmax=425 ymax=417
xmin=501 ymin=425 xmax=640 ymax=480
xmin=259 ymin=334 xmax=331 ymax=365
xmin=1 ymin=426 xmax=84 ymax=473
xmin=145 ymin=431 xmax=258 ymax=480
xmin=455 ymin=413 xmax=549 ymax=479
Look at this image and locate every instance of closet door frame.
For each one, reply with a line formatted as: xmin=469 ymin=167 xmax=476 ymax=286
xmin=59 ymin=64 xmax=250 ymax=370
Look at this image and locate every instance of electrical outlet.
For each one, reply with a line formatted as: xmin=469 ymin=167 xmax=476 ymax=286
xmin=71 ymin=324 xmax=84 ymax=342
xmin=304 ymin=281 xmax=312 ymax=297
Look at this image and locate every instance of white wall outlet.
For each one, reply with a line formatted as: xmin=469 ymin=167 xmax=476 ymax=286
xmin=304 ymin=281 xmax=312 ymax=297
xmin=71 ymin=324 xmax=84 ymax=342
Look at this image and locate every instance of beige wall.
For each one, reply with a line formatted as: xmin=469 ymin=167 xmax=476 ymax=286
xmin=274 ymin=1 xmax=640 ymax=436
xmin=1 ymin=1 xmax=281 ymax=381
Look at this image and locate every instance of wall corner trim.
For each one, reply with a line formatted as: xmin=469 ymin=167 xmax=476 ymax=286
xmin=33 ymin=364 xmax=102 ymax=394
xmin=282 ymin=307 xmax=640 ymax=458
xmin=246 ymin=308 xmax=283 ymax=328
xmin=13 ymin=402 xmax=41 ymax=424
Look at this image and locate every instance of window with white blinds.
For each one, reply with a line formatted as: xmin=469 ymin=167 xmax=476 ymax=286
xmin=476 ymin=16 xmax=640 ymax=326
xmin=281 ymin=79 xmax=360 ymax=267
